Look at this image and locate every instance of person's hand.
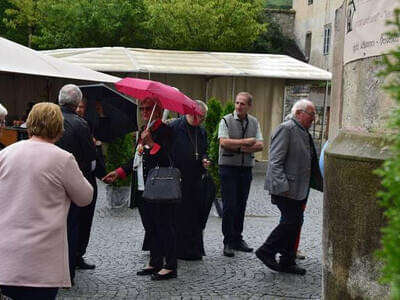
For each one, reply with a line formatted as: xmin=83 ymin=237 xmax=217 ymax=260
xmin=102 ymin=171 xmax=119 ymax=184
xmin=141 ymin=129 xmax=155 ymax=148
xmin=242 ymin=137 xmax=256 ymax=146
xmin=202 ymin=158 xmax=211 ymax=169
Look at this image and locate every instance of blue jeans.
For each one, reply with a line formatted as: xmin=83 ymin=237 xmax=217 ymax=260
xmin=219 ymin=166 xmax=252 ymax=245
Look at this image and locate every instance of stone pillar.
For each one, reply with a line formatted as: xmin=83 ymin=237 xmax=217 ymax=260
xmin=323 ymin=2 xmax=394 ymax=299
xmin=323 ymin=131 xmax=390 ymax=299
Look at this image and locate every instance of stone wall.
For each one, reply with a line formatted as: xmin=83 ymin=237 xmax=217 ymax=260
xmin=265 ymin=9 xmax=295 ymax=40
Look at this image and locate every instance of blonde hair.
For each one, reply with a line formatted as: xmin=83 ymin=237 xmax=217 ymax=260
xmin=27 ymin=102 xmax=64 ymax=139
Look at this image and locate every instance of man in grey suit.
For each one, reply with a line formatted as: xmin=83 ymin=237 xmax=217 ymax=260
xmin=256 ymin=99 xmax=323 ymax=275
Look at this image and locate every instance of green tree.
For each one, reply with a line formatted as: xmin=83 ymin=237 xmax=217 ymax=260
xmin=144 ymin=0 xmax=266 ymax=51
xmin=2 ymin=0 xmax=43 ymax=47
xmin=34 ymin=0 xmax=149 ymax=49
xmin=375 ymin=7 xmax=400 ymax=300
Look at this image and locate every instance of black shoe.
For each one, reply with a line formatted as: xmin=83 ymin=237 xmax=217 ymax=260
xmin=151 ymin=270 xmax=177 ymax=281
xmin=137 ymin=267 xmax=160 ymax=276
xmin=296 ymin=250 xmax=306 ymax=260
xmin=76 ymin=258 xmax=95 ymax=270
xmin=255 ymin=249 xmax=281 ymax=272
xmin=233 ymin=240 xmax=253 ymax=252
xmin=223 ymin=244 xmax=235 ymax=257
xmin=280 ymin=264 xmax=306 ymax=275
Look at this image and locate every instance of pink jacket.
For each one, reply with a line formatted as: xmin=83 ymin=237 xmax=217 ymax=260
xmin=0 ymin=140 xmax=93 ymax=287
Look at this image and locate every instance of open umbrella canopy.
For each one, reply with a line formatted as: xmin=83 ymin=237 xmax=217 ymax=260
xmin=79 ymin=84 xmax=137 ymax=142
xmin=115 ymin=78 xmax=203 ymax=116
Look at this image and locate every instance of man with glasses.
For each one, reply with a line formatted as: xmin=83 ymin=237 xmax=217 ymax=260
xmin=256 ymin=99 xmax=323 ymax=275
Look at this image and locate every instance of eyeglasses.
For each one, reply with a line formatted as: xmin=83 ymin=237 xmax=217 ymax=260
xmin=139 ymin=106 xmax=154 ymax=112
xmin=301 ymin=110 xmax=316 ymax=118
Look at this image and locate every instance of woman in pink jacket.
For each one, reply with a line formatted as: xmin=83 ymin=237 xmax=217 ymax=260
xmin=0 ymin=103 xmax=93 ymax=300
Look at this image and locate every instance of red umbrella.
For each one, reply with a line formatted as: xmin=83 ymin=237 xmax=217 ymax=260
xmin=115 ymin=78 xmax=204 ymax=116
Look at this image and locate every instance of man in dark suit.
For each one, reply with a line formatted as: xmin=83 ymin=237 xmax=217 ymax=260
xmin=256 ymin=99 xmax=323 ymax=275
xmin=75 ymin=98 xmax=106 ymax=271
xmin=56 ymin=84 xmax=97 ymax=283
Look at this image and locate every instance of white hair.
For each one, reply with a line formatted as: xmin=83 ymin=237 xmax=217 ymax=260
xmin=58 ymin=84 xmax=82 ymax=107
xmin=195 ymin=100 xmax=208 ymax=115
xmin=291 ymin=99 xmax=314 ymax=116
xmin=0 ymin=103 xmax=8 ymax=117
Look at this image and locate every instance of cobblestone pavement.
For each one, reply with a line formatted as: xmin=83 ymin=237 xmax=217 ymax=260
xmin=58 ymin=163 xmax=323 ymax=300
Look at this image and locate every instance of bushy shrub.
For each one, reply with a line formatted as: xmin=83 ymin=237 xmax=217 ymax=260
xmin=205 ymin=98 xmax=235 ymax=197
xmin=105 ymin=133 xmax=134 ymax=187
xmin=375 ymin=7 xmax=400 ymax=300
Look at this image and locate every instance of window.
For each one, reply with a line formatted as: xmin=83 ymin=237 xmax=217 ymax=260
xmin=323 ymin=24 xmax=331 ymax=55
xmin=308 ymin=0 xmax=313 ymax=5
xmin=305 ymin=32 xmax=312 ymax=61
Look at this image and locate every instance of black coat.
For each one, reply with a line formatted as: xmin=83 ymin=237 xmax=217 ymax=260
xmin=56 ymin=105 xmax=97 ymax=178
xmin=170 ymin=116 xmax=211 ymax=259
xmin=121 ymin=121 xmax=173 ymax=205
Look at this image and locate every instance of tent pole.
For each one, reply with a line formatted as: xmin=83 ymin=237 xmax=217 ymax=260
xmin=205 ymin=77 xmax=209 ymax=101
xmin=321 ymin=80 xmax=329 ymax=148
xmin=231 ymin=77 xmax=235 ymax=101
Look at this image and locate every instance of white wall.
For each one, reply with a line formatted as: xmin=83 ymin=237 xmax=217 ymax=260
xmin=292 ymin=0 xmax=344 ymax=71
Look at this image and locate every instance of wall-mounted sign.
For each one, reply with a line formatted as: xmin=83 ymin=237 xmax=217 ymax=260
xmin=344 ymin=0 xmax=400 ymax=64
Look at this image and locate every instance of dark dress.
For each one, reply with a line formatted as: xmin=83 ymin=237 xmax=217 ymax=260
xmin=170 ymin=116 xmax=209 ymax=260
xmin=119 ymin=120 xmax=177 ymax=270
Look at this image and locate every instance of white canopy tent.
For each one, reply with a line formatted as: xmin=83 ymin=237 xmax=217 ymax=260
xmin=0 ymin=37 xmax=119 ymax=82
xmin=0 ymin=37 xmax=120 ymax=124
xmin=42 ymin=47 xmax=331 ymax=81
xmin=42 ymin=47 xmax=332 ymax=160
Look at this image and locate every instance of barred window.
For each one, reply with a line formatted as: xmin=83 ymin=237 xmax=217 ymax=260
xmin=323 ymin=24 xmax=331 ymax=55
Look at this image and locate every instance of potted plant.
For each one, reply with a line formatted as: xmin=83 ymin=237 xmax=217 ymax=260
xmin=105 ymin=133 xmax=134 ymax=208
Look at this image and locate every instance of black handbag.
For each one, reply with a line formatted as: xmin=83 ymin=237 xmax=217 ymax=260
xmin=142 ymin=166 xmax=182 ymax=203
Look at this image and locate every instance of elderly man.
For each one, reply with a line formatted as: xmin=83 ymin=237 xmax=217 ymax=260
xmin=256 ymin=99 xmax=323 ymax=275
xmin=56 ymin=84 xmax=97 ymax=284
xmin=218 ymin=92 xmax=264 ymax=257
xmin=170 ymin=100 xmax=211 ymax=260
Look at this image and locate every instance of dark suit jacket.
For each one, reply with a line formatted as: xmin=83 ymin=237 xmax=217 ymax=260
xmin=56 ymin=105 xmax=97 ymax=178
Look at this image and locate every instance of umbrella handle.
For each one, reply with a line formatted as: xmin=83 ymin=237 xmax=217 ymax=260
xmin=146 ymin=104 xmax=157 ymax=129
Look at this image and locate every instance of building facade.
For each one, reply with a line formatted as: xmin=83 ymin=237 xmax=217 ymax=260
xmin=292 ymin=0 xmax=344 ymax=72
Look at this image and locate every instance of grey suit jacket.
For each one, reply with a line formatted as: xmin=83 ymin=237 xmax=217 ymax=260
xmin=264 ymin=118 xmax=323 ymax=200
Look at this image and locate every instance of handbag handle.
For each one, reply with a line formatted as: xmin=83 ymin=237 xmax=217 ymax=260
xmin=155 ymin=154 xmax=175 ymax=170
